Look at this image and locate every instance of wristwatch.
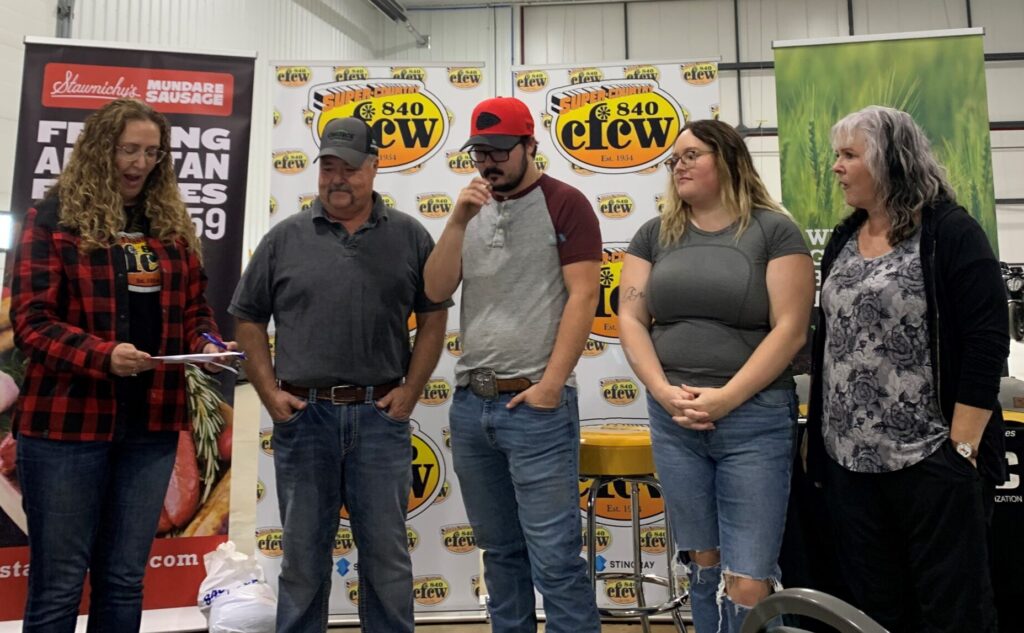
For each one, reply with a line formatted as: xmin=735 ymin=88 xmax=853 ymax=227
xmin=954 ymin=440 xmax=977 ymax=460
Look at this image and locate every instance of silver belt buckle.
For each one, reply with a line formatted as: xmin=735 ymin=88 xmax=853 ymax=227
xmin=329 ymin=384 xmax=358 ymax=404
xmin=469 ymin=368 xmax=499 ymax=399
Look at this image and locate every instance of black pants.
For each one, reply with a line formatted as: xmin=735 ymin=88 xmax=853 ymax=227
xmin=824 ymin=443 xmax=997 ymax=633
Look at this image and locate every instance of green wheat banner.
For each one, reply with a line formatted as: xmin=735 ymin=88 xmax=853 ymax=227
xmin=774 ymin=28 xmax=997 ymax=277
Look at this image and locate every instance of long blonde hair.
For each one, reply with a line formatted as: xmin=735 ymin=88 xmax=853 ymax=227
xmin=660 ymin=119 xmax=783 ymax=246
xmin=47 ymin=99 xmax=202 ymax=261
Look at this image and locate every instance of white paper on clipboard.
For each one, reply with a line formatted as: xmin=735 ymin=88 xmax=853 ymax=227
xmin=152 ymin=352 xmax=245 ymax=364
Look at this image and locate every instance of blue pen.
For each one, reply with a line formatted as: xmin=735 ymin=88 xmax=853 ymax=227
xmin=202 ymin=332 xmax=246 ymax=360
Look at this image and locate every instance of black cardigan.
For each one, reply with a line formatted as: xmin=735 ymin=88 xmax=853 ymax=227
xmin=806 ymin=200 xmax=1009 ymax=484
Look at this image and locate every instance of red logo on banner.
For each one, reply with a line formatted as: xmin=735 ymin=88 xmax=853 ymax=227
xmin=42 ymin=63 xmax=234 ymax=116
xmin=0 ymin=535 xmax=226 ymax=620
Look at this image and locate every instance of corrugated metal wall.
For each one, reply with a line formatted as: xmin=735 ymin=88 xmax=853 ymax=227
xmin=1 ymin=0 xmax=1021 ymax=266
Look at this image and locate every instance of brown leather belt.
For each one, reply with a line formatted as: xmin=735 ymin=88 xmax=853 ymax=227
xmin=495 ymin=377 xmax=533 ymax=393
xmin=280 ymin=380 xmax=400 ymax=404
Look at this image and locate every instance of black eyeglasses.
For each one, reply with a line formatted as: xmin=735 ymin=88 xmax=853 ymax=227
xmin=469 ymin=144 xmax=518 ymax=164
xmin=664 ymin=148 xmax=715 ymax=171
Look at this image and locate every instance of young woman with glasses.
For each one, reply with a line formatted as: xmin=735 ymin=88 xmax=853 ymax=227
xmin=618 ymin=119 xmax=815 ymax=633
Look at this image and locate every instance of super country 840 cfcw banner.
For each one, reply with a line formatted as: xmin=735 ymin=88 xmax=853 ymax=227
xmin=267 ymin=61 xmax=488 ymax=619
xmin=513 ymin=59 xmax=720 ymax=610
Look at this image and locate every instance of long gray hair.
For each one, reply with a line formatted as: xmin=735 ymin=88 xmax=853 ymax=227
xmin=831 ymin=105 xmax=955 ymax=245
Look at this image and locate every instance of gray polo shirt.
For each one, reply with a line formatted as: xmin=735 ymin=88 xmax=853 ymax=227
xmin=229 ymin=194 xmax=450 ymax=387
xmin=456 ymin=174 xmax=601 ymax=387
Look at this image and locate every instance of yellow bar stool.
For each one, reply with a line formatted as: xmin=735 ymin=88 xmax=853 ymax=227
xmin=580 ymin=424 xmax=689 ymax=633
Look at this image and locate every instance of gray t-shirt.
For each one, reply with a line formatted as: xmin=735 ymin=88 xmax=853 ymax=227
xmin=229 ymin=194 xmax=451 ymax=387
xmin=456 ymin=174 xmax=601 ymax=387
xmin=627 ymin=209 xmax=809 ymax=389
xmin=820 ymin=229 xmax=946 ymax=473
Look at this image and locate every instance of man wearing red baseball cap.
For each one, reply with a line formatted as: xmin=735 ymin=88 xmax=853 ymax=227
xmin=424 ymin=97 xmax=602 ymax=633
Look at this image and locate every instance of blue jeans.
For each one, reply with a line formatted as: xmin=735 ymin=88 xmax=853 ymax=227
xmin=648 ymin=389 xmax=797 ymax=633
xmin=272 ymin=396 xmax=414 ymax=633
xmin=17 ymin=429 xmax=178 ymax=633
xmin=448 ymin=386 xmax=600 ymax=633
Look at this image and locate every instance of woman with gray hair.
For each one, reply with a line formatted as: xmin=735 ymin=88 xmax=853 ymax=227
xmin=805 ymin=105 xmax=1007 ymax=631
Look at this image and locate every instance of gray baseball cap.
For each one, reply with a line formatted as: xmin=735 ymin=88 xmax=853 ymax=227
xmin=316 ymin=117 xmax=379 ymax=165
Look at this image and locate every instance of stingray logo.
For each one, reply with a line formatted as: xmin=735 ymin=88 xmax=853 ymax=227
xmin=276 ymin=66 xmax=311 ymax=87
xmin=444 ymin=330 xmax=463 ymax=357
xmin=334 ymin=66 xmax=369 ymax=81
xmin=581 ymin=338 xmax=607 ymax=358
xmin=592 ymin=243 xmax=627 ymax=341
xmin=441 ymin=524 xmax=477 ymax=554
xmin=639 ymin=525 xmax=667 ymax=554
xmin=515 ymin=70 xmax=549 ymax=92
xmin=600 ymin=377 xmax=640 ymax=406
xmin=407 ymin=526 xmax=420 ymax=552
xmin=446 ymin=150 xmax=475 ymax=174
xmin=272 ymin=150 xmax=308 ymax=174
xmin=581 ymin=524 xmax=612 ymax=553
xmin=624 ymin=65 xmax=660 ymax=81
xmin=417 ymin=193 xmax=453 ymax=219
xmin=681 ymin=61 xmax=718 ymax=85
xmin=259 ymin=428 xmax=274 ymax=455
xmin=346 ymin=579 xmax=360 ymax=605
xmin=547 ymin=80 xmax=681 ymax=174
xmin=255 ymin=527 xmax=284 ymax=558
xmin=597 ymin=193 xmax=634 ymax=219
xmin=334 ymin=526 xmax=355 ymax=557
xmin=448 ymin=67 xmax=482 ymax=89
xmin=309 ymin=79 xmax=449 ymax=172
xmin=420 ymin=378 xmax=452 ymax=405
xmin=568 ymin=67 xmax=604 ymax=84
xmin=414 ymin=576 xmax=450 ymax=605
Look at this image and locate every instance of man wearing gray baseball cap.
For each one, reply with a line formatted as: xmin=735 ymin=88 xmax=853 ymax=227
xmin=231 ymin=116 xmax=450 ymax=633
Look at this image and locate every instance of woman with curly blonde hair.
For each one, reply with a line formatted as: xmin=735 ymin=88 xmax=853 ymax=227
xmin=619 ymin=119 xmax=815 ymax=632
xmin=10 ymin=98 xmax=232 ymax=632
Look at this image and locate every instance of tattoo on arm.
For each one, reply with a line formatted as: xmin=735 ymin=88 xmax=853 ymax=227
xmin=622 ymin=286 xmax=646 ymax=302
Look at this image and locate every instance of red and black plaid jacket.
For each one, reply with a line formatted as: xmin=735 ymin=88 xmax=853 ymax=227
xmin=10 ymin=196 xmax=219 ymax=441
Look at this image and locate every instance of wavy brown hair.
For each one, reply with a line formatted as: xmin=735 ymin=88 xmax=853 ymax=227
xmin=46 ymin=99 xmax=202 ymax=260
xmin=831 ymin=105 xmax=955 ymax=246
xmin=660 ymin=119 xmax=784 ymax=246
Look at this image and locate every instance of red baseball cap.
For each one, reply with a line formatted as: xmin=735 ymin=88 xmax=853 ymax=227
xmin=461 ymin=97 xmax=534 ymax=151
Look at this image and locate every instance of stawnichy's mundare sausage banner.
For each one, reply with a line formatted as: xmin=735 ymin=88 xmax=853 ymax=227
xmin=0 ymin=37 xmax=254 ymax=620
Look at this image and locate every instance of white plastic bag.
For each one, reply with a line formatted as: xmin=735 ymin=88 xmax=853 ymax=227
xmin=197 ymin=541 xmax=277 ymax=633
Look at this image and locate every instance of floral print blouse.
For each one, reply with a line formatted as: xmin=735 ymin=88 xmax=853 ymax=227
xmin=820 ymin=228 xmax=947 ymax=473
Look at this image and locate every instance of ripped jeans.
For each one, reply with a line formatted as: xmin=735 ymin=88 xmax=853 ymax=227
xmin=647 ymin=389 xmax=797 ymax=633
